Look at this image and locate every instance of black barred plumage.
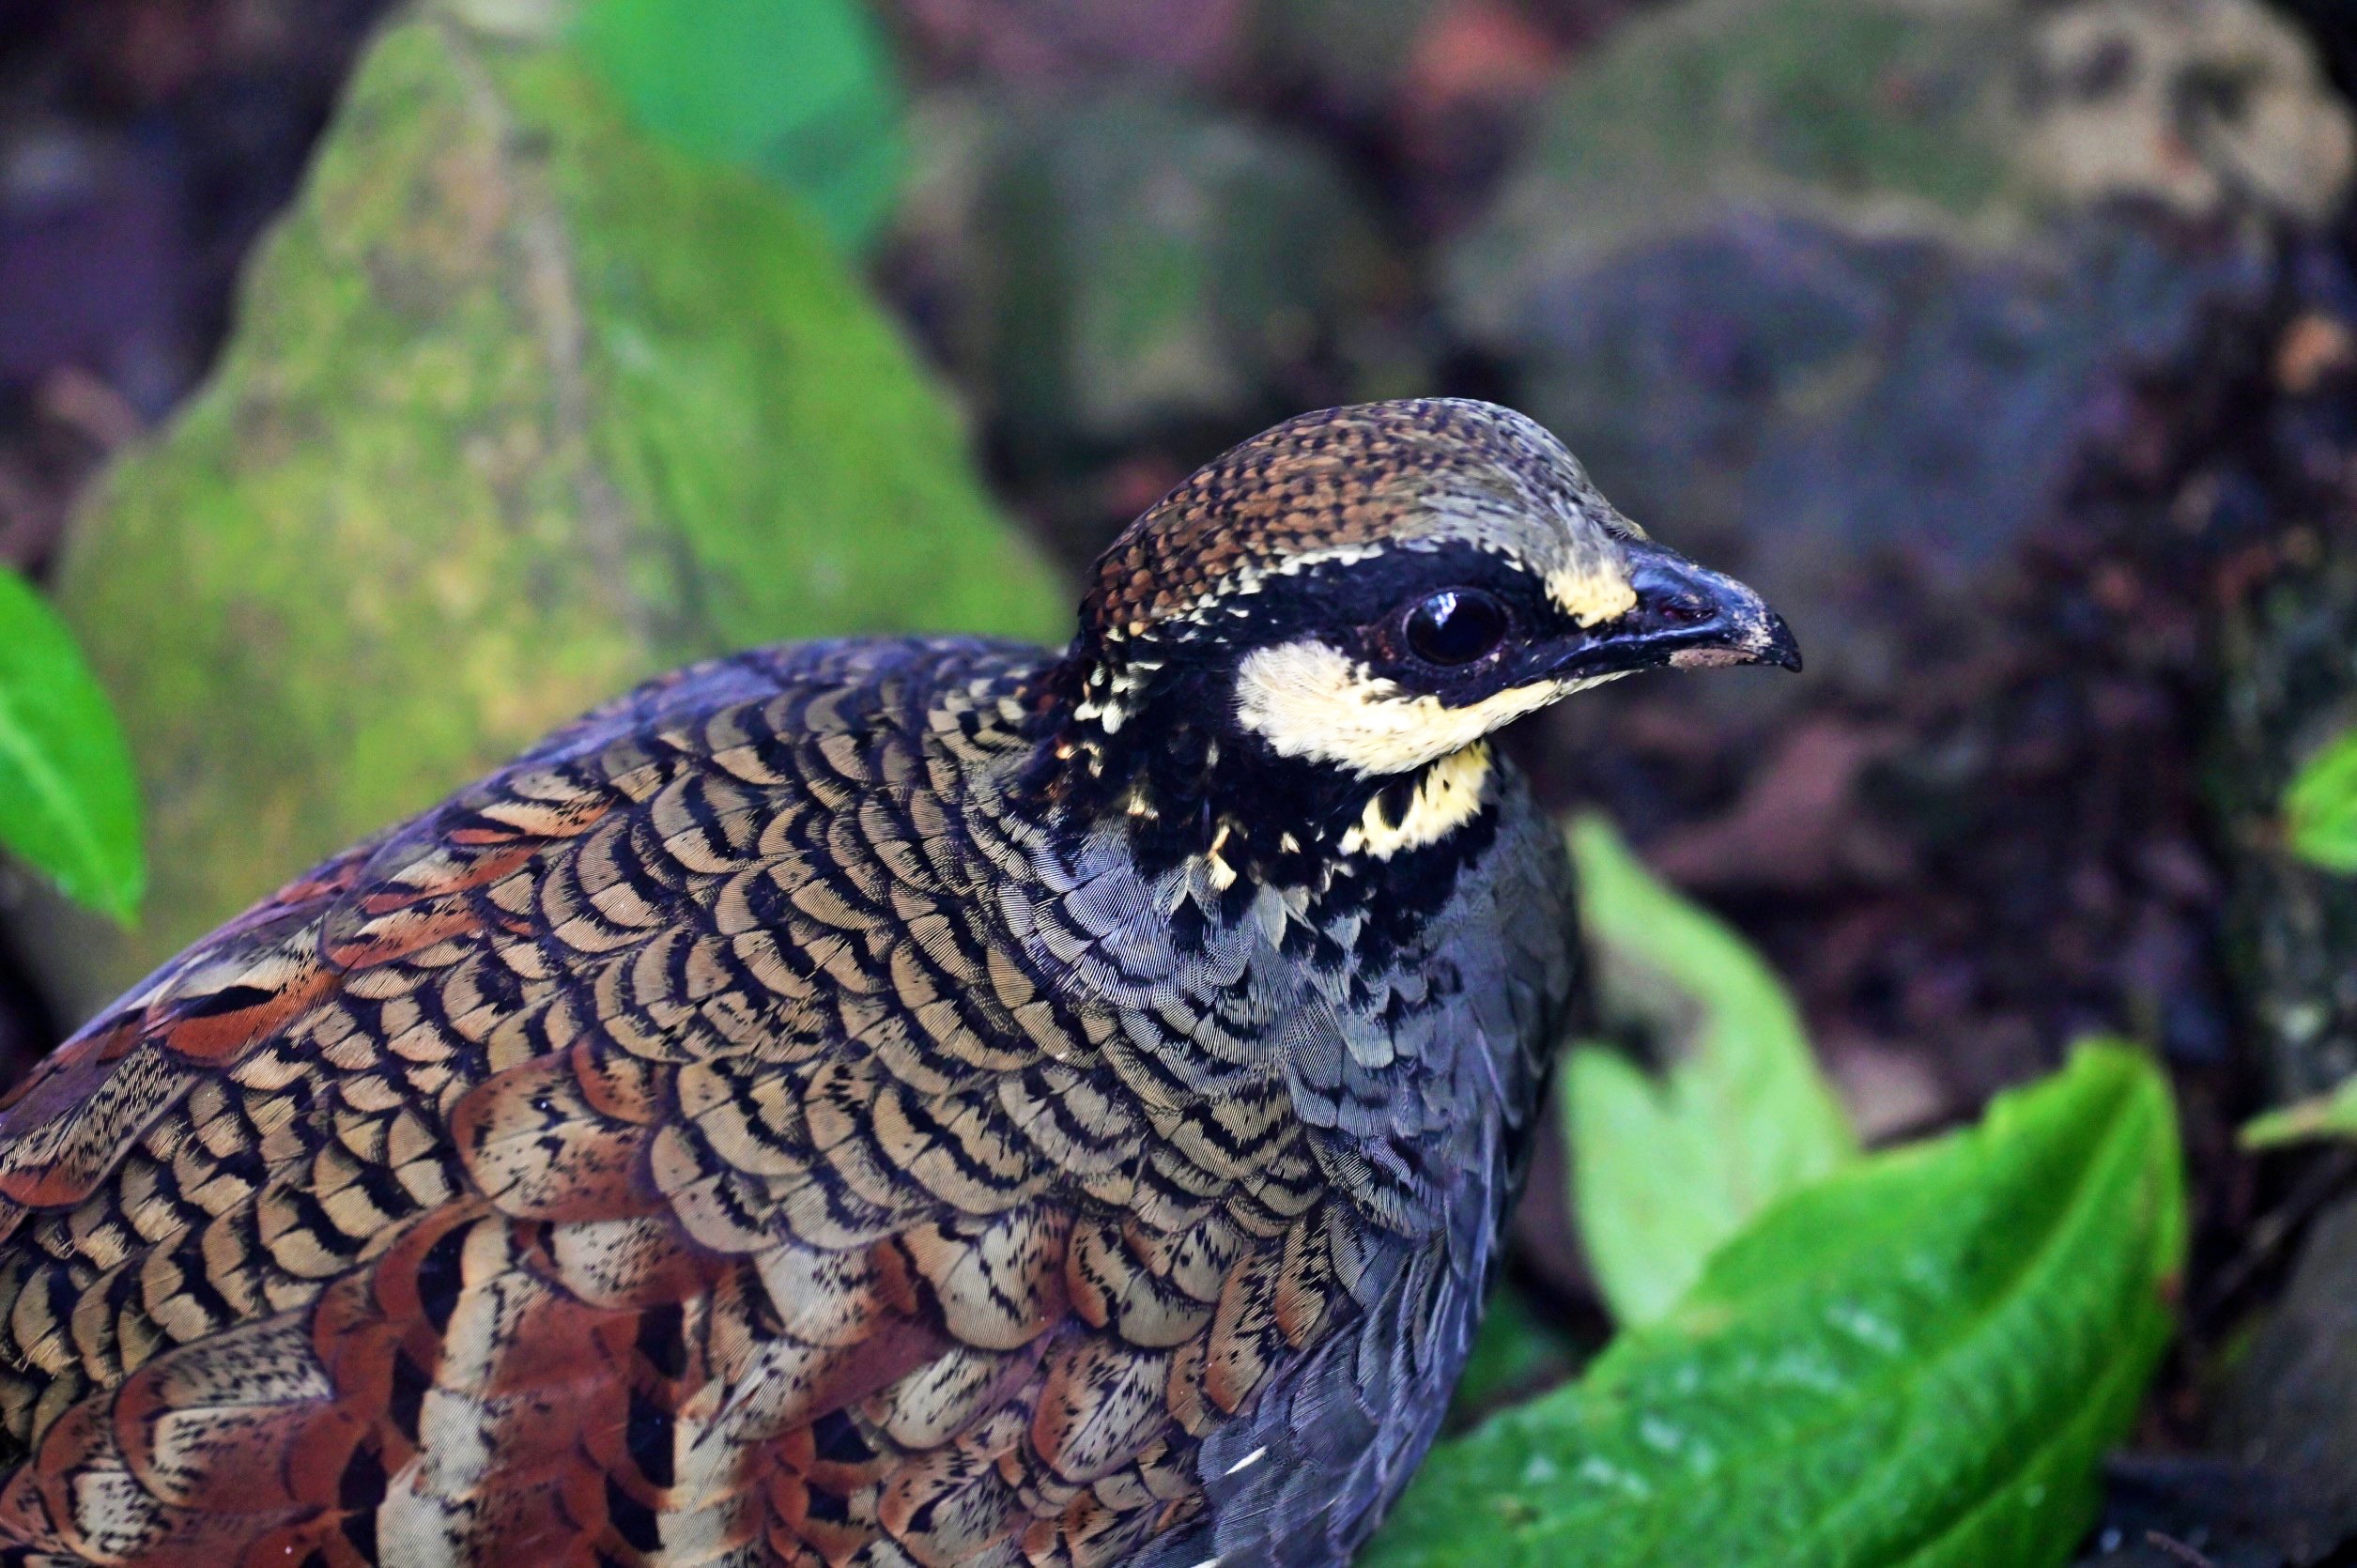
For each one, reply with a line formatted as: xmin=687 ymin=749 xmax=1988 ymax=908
xmin=0 ymin=399 xmax=1794 ymax=1566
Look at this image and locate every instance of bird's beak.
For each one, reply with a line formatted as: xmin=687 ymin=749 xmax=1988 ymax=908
xmin=1537 ymin=541 xmax=1801 ymax=682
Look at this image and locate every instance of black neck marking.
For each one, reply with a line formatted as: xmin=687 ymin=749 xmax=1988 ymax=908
xmin=1010 ymin=646 xmax=1504 ymax=961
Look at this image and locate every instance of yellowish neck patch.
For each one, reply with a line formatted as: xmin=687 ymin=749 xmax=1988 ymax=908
xmin=1339 ymin=743 xmax=1495 ymax=859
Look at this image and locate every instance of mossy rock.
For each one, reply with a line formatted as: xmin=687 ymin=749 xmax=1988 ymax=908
xmin=907 ymin=88 xmax=1396 ymax=466
xmin=1449 ymin=0 xmax=2351 ymax=348
xmin=1440 ymin=0 xmax=2349 ymax=701
xmin=18 ymin=1 xmax=1065 ymax=1022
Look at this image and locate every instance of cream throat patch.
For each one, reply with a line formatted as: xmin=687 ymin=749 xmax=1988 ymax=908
xmin=1233 ymin=637 xmax=1579 ymax=776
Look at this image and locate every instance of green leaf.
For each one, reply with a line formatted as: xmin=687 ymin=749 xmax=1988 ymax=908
xmin=1563 ymin=813 xmax=1856 ymax=1325
xmin=2284 ymin=724 xmax=2357 ymax=874
xmin=1373 ymin=1043 xmax=2186 ymax=1568
xmin=0 ymin=565 xmax=143 ymax=921
xmin=572 ymin=0 xmax=905 ymax=254
xmin=2241 ymin=1072 xmax=2357 ymax=1148
xmin=19 ymin=6 xmax=1063 ymax=1019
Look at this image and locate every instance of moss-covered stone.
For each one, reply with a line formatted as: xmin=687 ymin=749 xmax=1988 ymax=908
xmin=1451 ymin=0 xmax=2351 ymax=347
xmin=18 ymin=3 xmax=1064 ymax=1021
xmin=1442 ymin=0 xmax=2349 ymax=704
xmin=908 ymin=89 xmax=1395 ymax=465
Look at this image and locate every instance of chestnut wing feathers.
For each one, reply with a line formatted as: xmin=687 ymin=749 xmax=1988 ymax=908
xmin=0 ymin=639 xmax=1499 ymax=1568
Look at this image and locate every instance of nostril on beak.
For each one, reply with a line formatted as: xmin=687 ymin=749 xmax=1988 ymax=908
xmin=1653 ymin=594 xmax=1711 ymax=627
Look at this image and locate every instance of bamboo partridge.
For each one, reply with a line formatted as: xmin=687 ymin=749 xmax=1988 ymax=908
xmin=0 ymin=398 xmax=1795 ymax=1566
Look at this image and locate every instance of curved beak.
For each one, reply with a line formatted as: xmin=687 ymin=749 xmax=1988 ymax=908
xmin=1538 ymin=542 xmax=1800 ymax=682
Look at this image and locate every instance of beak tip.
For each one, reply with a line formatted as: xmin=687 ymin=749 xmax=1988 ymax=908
xmin=1581 ymin=547 xmax=1802 ymax=679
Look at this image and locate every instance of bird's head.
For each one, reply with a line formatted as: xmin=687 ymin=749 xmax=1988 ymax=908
xmin=1047 ymin=398 xmax=1797 ymax=869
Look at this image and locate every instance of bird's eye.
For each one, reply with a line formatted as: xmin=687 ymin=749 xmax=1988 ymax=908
xmin=1404 ymin=590 xmax=1509 ymax=666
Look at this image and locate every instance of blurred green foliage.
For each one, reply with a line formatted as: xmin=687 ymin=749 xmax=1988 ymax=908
xmin=1562 ymin=815 xmax=1856 ymax=1325
xmin=23 ymin=0 xmax=1062 ymax=1017
xmin=2285 ymin=724 xmax=2357 ymax=874
xmin=2242 ymin=1073 xmax=2357 ymax=1147
xmin=573 ymin=0 xmax=906 ymax=254
xmin=0 ymin=566 xmax=142 ymax=923
xmin=1374 ymin=1044 xmax=2185 ymax=1568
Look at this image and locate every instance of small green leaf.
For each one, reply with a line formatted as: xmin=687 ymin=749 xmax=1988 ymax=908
xmin=573 ymin=0 xmax=905 ymax=254
xmin=2284 ymin=724 xmax=2357 ymax=874
xmin=1563 ymin=813 xmax=1856 ymax=1325
xmin=2241 ymin=1072 xmax=2357 ymax=1148
xmin=0 ymin=565 xmax=143 ymax=921
xmin=1373 ymin=1043 xmax=2186 ymax=1568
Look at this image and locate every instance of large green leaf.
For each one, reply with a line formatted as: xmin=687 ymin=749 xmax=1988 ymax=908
xmin=1370 ymin=1043 xmax=2185 ymax=1568
xmin=23 ymin=1 xmax=1063 ymax=1020
xmin=572 ymin=0 xmax=904 ymax=254
xmin=2285 ymin=723 xmax=2357 ymax=875
xmin=0 ymin=566 xmax=142 ymax=921
xmin=1563 ymin=814 xmax=1856 ymax=1325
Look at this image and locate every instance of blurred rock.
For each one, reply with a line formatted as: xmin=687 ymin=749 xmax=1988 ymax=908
xmin=1458 ymin=0 xmax=2349 ymax=320
xmin=1824 ymin=1038 xmax=1951 ymax=1142
xmin=889 ymin=85 xmax=1406 ymax=554
xmin=1250 ymin=0 xmax=1608 ymax=237
xmin=886 ymin=0 xmax=1251 ymax=87
xmin=2273 ymin=1 xmax=2357 ymax=100
xmin=2208 ymin=1194 xmax=2357 ymax=1557
xmin=1447 ymin=0 xmax=2350 ymax=1119
xmin=2072 ymin=1454 xmax=2345 ymax=1566
xmin=1647 ymin=715 xmax=1910 ymax=891
xmin=1248 ymin=0 xmax=1444 ymax=115
xmin=0 ymin=0 xmax=396 ymax=577
xmin=1471 ymin=0 xmax=2357 ymax=1160
xmin=9 ymin=0 xmax=1065 ymax=1023
xmin=1448 ymin=0 xmax=2350 ymax=698
xmin=2026 ymin=0 xmax=2354 ymax=225
xmin=981 ymin=92 xmax=1391 ymax=453
xmin=0 ymin=127 xmax=184 ymax=406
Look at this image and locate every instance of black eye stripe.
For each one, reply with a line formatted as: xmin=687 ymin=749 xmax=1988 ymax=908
xmin=1404 ymin=590 xmax=1509 ymax=666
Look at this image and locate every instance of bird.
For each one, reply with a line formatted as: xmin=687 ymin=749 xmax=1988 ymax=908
xmin=0 ymin=398 xmax=1795 ymax=1567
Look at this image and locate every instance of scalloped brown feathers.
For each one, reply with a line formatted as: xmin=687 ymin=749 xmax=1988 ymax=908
xmin=0 ymin=398 xmax=1598 ymax=1564
xmin=0 ymin=631 xmax=1566 ymax=1567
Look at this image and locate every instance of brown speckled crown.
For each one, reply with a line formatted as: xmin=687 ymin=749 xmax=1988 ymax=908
xmin=1081 ymin=398 xmax=1636 ymax=639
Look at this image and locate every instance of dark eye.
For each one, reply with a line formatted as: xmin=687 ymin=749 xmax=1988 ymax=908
xmin=1404 ymin=590 xmax=1509 ymax=666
